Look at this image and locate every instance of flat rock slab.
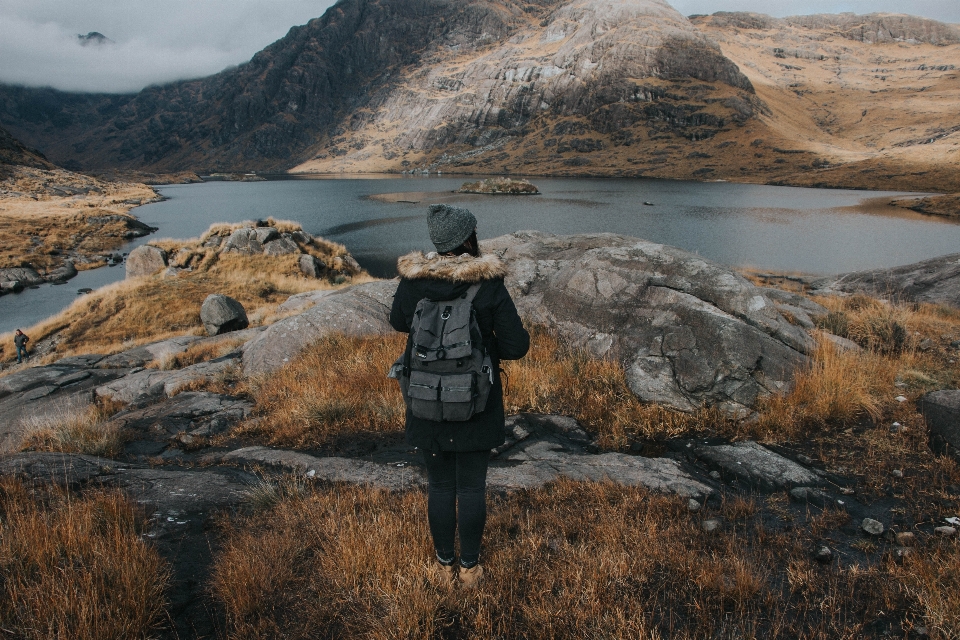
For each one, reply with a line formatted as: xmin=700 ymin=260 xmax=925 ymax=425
xmin=694 ymin=440 xmax=824 ymax=490
xmin=0 ymin=452 xmax=254 ymax=513
xmin=242 ymin=280 xmax=398 ymax=376
xmin=98 ymin=336 xmax=201 ymax=368
xmin=491 ymin=440 xmax=712 ymax=497
xmin=812 ymin=252 xmax=960 ymax=308
xmin=96 ymin=354 xmax=239 ymax=404
xmin=0 ymin=365 xmax=133 ymax=451
xmin=207 ymin=413 xmax=714 ymax=499
xmin=485 ymin=231 xmax=813 ymax=414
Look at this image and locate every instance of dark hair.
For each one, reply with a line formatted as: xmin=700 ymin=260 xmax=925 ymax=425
xmin=441 ymin=229 xmax=480 ymax=258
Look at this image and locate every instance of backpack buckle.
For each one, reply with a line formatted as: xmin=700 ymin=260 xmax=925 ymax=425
xmin=441 ymin=306 xmax=452 ymax=320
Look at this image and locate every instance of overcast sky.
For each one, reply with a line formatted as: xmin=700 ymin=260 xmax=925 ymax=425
xmin=1 ymin=0 xmax=957 ymax=94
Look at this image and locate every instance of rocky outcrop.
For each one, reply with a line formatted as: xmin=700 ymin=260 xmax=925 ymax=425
xmin=0 ymin=266 xmax=44 ymax=286
xmin=125 ymin=245 xmax=168 ymax=279
xmin=811 ymin=253 xmax=960 ymax=308
xmin=245 ymin=232 xmax=812 ymax=415
xmin=487 ymin=232 xmax=813 ymax=414
xmin=242 ymin=280 xmax=397 ymax=376
xmin=95 ymin=354 xmax=241 ymax=405
xmin=200 ymin=294 xmax=249 ymax=336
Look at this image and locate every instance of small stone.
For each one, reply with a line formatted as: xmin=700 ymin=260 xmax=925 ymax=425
xmin=895 ymin=395 xmax=907 ymax=403
xmin=814 ymin=546 xmax=833 ymax=563
xmin=892 ymin=469 xmax=903 ymax=478
xmin=701 ymin=518 xmax=721 ymax=533
xmin=861 ymin=518 xmax=884 ymax=536
xmin=934 ymin=526 xmax=957 ymax=537
xmin=895 ymin=532 xmax=916 ymax=546
xmin=688 ymin=499 xmax=702 ymax=512
xmin=709 ymin=470 xmax=721 ymax=480
xmin=790 ymin=486 xmax=831 ymax=507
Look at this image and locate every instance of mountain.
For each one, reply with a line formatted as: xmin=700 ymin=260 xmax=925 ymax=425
xmin=0 ymin=0 xmax=958 ymax=191
xmin=0 ymin=125 xmax=55 ymax=171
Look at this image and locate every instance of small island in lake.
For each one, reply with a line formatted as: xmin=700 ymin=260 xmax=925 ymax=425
xmin=457 ymin=177 xmax=540 ymax=195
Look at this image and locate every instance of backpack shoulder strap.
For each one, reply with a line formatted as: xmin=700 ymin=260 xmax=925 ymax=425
xmin=462 ymin=282 xmax=482 ymax=303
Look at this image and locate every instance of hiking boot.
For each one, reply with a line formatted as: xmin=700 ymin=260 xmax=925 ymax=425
xmin=459 ymin=563 xmax=483 ymax=589
xmin=428 ymin=560 xmax=457 ymax=589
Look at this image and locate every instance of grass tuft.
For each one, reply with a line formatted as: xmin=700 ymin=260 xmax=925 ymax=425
xmin=19 ymin=400 xmax=127 ymax=457
xmin=0 ymin=477 xmax=171 ymax=639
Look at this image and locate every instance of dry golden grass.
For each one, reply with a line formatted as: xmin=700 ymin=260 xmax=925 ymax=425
xmin=210 ymin=480 xmax=953 ymax=639
xmin=19 ymin=399 xmax=127 ymax=457
xmin=0 ymin=251 xmax=371 ymax=365
xmin=0 ymin=477 xmax=171 ymax=639
xmin=236 ymin=333 xmax=408 ymax=448
xmin=0 ymin=166 xmax=157 ymax=272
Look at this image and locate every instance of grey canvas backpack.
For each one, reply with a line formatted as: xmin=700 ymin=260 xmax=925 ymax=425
xmin=388 ymin=283 xmax=494 ymax=422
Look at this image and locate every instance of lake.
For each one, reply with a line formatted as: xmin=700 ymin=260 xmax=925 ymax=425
xmin=3 ymin=175 xmax=959 ymax=334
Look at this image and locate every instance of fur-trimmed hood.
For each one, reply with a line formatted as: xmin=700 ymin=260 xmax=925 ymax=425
xmin=397 ymin=251 xmax=507 ymax=283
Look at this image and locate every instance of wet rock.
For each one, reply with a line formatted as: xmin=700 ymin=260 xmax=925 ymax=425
xmin=0 ymin=280 xmax=24 ymax=294
xmin=125 ymin=245 xmax=168 ymax=279
xmin=694 ymin=441 xmax=823 ymax=490
xmin=47 ymin=260 xmax=77 ymax=282
xmin=861 ymin=518 xmax=885 ymax=536
xmin=200 ymin=294 xmax=248 ymax=336
xmin=0 ymin=267 xmax=43 ymax=286
xmin=486 ymin=232 xmax=813 ymax=414
xmin=814 ymin=546 xmax=833 ymax=563
xmin=919 ymin=390 xmax=960 ymax=461
xmin=242 ymin=280 xmax=397 ymax=375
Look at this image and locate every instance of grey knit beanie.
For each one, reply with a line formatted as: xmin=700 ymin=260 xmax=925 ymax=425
xmin=427 ymin=204 xmax=477 ymax=253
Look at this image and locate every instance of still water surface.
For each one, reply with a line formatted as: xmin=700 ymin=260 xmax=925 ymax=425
xmin=3 ymin=175 xmax=958 ymax=333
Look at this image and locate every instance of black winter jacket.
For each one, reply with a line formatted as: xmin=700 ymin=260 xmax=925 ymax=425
xmin=389 ymin=251 xmax=530 ymax=452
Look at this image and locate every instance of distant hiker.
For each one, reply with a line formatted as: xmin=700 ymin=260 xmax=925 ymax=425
xmin=389 ymin=204 xmax=529 ymax=589
xmin=14 ymin=329 xmax=29 ymax=363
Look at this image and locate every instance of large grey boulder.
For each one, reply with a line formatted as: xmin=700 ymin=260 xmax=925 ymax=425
xmin=47 ymin=260 xmax=78 ymax=282
xmin=812 ymin=252 xmax=960 ymax=308
xmin=486 ymin=231 xmax=813 ymax=414
xmin=920 ymin=390 xmax=960 ymax=460
xmin=200 ymin=294 xmax=248 ymax=336
xmin=298 ymin=254 xmax=327 ymax=279
xmin=125 ymin=245 xmax=168 ymax=279
xmin=263 ymin=238 xmax=299 ymax=256
xmin=222 ymin=228 xmax=263 ymax=255
xmin=242 ymin=280 xmax=397 ymax=376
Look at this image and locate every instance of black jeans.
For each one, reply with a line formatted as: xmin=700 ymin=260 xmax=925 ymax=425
xmin=421 ymin=449 xmax=489 ymax=566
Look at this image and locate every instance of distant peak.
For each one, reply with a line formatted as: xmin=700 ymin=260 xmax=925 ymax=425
xmin=77 ymin=32 xmax=114 ymax=47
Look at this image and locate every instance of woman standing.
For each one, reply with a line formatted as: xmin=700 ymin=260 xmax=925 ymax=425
xmin=389 ymin=204 xmax=529 ymax=589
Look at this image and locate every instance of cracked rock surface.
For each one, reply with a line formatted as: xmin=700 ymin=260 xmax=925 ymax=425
xmin=485 ymin=231 xmax=813 ymax=414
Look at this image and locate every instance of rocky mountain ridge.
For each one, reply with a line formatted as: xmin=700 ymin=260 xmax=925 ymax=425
xmin=0 ymin=2 xmax=957 ymax=191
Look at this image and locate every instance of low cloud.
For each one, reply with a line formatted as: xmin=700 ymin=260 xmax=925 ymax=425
xmin=0 ymin=0 xmax=336 ymax=94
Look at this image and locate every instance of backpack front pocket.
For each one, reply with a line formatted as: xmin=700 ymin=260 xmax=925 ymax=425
xmin=408 ymin=371 xmax=444 ymax=421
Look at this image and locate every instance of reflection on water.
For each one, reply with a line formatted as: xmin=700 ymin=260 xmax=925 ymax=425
xmin=2 ymin=175 xmax=958 ymax=333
